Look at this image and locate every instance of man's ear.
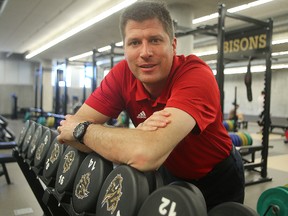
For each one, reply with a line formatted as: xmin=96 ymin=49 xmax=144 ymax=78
xmin=172 ymin=37 xmax=177 ymax=55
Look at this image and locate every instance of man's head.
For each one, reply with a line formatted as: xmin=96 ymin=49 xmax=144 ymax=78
xmin=119 ymin=1 xmax=177 ymax=97
xmin=120 ymin=1 xmax=175 ymax=43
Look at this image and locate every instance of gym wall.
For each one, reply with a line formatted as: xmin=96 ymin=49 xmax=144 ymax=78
xmin=0 ymin=58 xmax=287 ymax=120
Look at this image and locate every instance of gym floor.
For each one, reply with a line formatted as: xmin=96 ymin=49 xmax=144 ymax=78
xmin=0 ymin=119 xmax=287 ymax=216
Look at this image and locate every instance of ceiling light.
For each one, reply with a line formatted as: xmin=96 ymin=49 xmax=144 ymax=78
xmin=98 ymin=45 xmax=111 ymax=53
xmin=116 ymin=41 xmax=123 ymax=47
xmin=212 ymin=63 xmax=288 ymax=75
xmin=25 ymin=0 xmax=137 ymax=59
xmin=272 ymin=39 xmax=288 ymax=45
xmin=272 ymin=51 xmax=288 ymax=56
xmin=192 ymin=0 xmax=274 ymax=24
xmin=69 ymin=51 xmax=93 ymax=61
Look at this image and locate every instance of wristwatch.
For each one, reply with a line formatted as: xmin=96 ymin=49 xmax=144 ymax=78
xmin=73 ymin=121 xmax=92 ymax=144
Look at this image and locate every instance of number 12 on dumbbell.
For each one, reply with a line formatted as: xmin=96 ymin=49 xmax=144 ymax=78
xmin=159 ymin=197 xmax=176 ymax=216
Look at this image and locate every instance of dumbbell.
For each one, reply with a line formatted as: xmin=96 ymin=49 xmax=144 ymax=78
xmin=21 ymin=121 xmax=37 ymax=156
xmin=32 ymin=129 xmax=58 ymax=176
xmin=138 ymin=181 xmax=207 ymax=216
xmin=16 ymin=120 xmax=31 ymax=151
xmin=208 ymin=202 xmax=259 ymax=216
xmin=53 ymin=146 xmax=87 ymax=204
xmin=41 ymin=137 xmax=67 ymax=187
xmin=70 ymin=152 xmax=113 ymax=215
xmin=96 ymin=164 xmax=162 ymax=216
xmin=26 ymin=124 xmax=46 ymax=165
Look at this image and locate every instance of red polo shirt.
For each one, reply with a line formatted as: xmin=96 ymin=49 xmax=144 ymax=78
xmin=85 ymin=55 xmax=232 ymax=179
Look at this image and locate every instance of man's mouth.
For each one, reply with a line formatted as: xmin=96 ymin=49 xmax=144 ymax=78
xmin=140 ymin=64 xmax=156 ymax=68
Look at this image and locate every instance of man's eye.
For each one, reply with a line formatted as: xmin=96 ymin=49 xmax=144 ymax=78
xmin=151 ymin=39 xmax=160 ymax=44
xmin=130 ymin=41 xmax=140 ymax=46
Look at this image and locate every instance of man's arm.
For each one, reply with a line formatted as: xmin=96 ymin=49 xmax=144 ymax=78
xmin=57 ymin=105 xmax=196 ymax=172
xmin=57 ymin=103 xmax=111 ymax=152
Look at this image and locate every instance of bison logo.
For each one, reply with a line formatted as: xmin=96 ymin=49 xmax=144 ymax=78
xmin=35 ymin=134 xmax=48 ymax=160
xmin=63 ymin=151 xmax=75 ymax=173
xmin=75 ymin=172 xmax=91 ymax=199
xmin=101 ymin=174 xmax=123 ymax=214
xmin=49 ymin=143 xmax=60 ymax=164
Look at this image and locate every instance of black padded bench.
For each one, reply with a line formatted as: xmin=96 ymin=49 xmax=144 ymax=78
xmin=0 ymin=153 xmax=16 ymax=184
xmin=0 ymin=141 xmax=17 ymax=184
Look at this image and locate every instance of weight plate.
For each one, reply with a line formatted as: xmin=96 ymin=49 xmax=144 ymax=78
xmin=243 ymin=132 xmax=253 ymax=145
xmin=144 ymin=170 xmax=164 ymax=194
xmin=279 ymin=186 xmax=288 ymax=193
xmin=55 ymin=146 xmax=87 ymax=194
xmin=96 ymin=165 xmax=150 ymax=216
xmin=26 ymin=125 xmax=44 ymax=161
xmin=33 ymin=129 xmax=58 ymax=169
xmin=42 ymin=137 xmax=66 ymax=180
xmin=223 ymin=121 xmax=229 ymax=131
xmin=229 ymin=133 xmax=238 ymax=146
xmin=235 ymin=133 xmax=242 ymax=146
xmin=46 ymin=116 xmax=55 ymax=128
xmin=208 ymin=202 xmax=258 ymax=216
xmin=238 ymin=132 xmax=248 ymax=146
xmin=170 ymin=181 xmax=207 ymax=212
xmin=17 ymin=120 xmax=31 ymax=149
xmin=257 ymin=187 xmax=288 ymax=216
xmin=138 ymin=184 xmax=207 ymax=216
xmin=71 ymin=152 xmax=113 ymax=214
xmin=21 ymin=121 xmax=36 ymax=155
xmin=227 ymin=121 xmax=234 ymax=131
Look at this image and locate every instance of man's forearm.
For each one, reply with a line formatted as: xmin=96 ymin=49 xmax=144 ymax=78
xmin=82 ymin=124 xmax=169 ymax=171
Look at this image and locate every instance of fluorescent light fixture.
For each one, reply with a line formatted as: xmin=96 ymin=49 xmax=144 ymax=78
xmin=192 ymin=0 xmax=274 ymax=24
xmin=192 ymin=13 xmax=218 ymax=25
xmin=116 ymin=41 xmax=124 ymax=47
xmin=69 ymin=51 xmax=93 ymax=61
xmin=272 ymin=38 xmax=288 ymax=45
xmin=69 ymin=41 xmax=123 ymax=60
xmin=272 ymin=51 xmax=288 ymax=56
xmin=98 ymin=45 xmax=111 ymax=53
xmin=272 ymin=64 xmax=288 ymax=69
xmin=194 ymin=50 xmax=218 ymax=56
xmin=25 ymin=0 xmax=137 ymax=59
xmin=212 ymin=63 xmax=288 ymax=75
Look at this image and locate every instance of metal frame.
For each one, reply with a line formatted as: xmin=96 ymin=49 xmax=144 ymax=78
xmin=217 ymin=4 xmax=273 ymax=186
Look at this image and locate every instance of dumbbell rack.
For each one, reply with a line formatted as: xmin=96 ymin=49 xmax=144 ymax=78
xmin=13 ymin=148 xmax=70 ymax=216
xmin=14 ymin=119 xmax=263 ymax=216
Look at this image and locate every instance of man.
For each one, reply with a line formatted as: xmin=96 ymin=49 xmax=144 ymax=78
xmin=57 ymin=1 xmax=245 ymax=211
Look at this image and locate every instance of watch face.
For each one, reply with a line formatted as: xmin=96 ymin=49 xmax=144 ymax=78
xmin=74 ymin=123 xmax=86 ymax=139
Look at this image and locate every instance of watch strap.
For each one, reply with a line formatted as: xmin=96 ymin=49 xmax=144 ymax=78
xmin=77 ymin=121 xmax=92 ymax=144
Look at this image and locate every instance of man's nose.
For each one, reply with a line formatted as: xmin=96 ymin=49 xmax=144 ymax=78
xmin=140 ymin=42 xmax=153 ymax=58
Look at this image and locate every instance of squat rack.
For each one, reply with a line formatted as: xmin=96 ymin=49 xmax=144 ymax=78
xmin=176 ymin=4 xmax=273 ymax=185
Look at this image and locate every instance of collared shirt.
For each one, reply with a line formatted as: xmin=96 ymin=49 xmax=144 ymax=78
xmin=85 ymin=55 xmax=232 ymax=179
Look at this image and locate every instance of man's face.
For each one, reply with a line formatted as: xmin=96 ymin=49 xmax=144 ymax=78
xmin=123 ymin=18 xmax=176 ymax=89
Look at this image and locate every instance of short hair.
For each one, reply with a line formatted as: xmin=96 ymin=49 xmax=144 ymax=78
xmin=119 ymin=1 xmax=174 ymax=42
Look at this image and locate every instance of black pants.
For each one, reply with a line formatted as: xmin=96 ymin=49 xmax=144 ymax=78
xmin=159 ymin=145 xmax=245 ymax=212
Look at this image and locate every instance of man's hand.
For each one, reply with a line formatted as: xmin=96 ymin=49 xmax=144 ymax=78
xmin=136 ymin=110 xmax=171 ymax=131
xmin=57 ymin=114 xmax=93 ymax=153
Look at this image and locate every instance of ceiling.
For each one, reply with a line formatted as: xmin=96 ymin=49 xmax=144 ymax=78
xmin=0 ymin=0 xmax=288 ymax=63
